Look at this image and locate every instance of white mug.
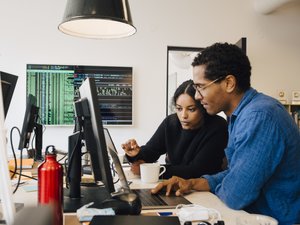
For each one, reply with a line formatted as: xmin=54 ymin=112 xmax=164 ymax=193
xmin=236 ymin=214 xmax=278 ymax=225
xmin=140 ymin=163 xmax=166 ymax=183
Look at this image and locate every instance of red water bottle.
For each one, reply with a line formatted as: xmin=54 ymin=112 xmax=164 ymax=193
xmin=38 ymin=145 xmax=63 ymax=225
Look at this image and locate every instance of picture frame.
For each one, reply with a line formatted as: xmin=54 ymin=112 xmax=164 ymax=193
xmin=292 ymin=91 xmax=300 ymax=104
xmin=166 ymin=38 xmax=247 ymax=117
xmin=166 ymin=46 xmax=203 ymax=116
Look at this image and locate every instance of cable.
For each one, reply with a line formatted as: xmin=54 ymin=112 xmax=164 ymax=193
xmin=110 ymin=162 xmax=120 ymax=184
xmin=57 ymin=153 xmax=67 ymax=163
xmin=9 ymin=126 xmax=20 ymax=179
xmin=13 ymin=149 xmax=24 ymax=194
xmin=9 ymin=126 xmax=37 ymax=194
xmin=9 ymin=170 xmax=37 ymax=181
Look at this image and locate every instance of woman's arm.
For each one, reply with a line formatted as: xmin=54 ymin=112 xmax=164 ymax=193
xmin=124 ymin=116 xmax=171 ymax=163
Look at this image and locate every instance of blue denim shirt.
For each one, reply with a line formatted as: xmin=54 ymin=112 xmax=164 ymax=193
xmin=203 ymin=88 xmax=300 ymax=225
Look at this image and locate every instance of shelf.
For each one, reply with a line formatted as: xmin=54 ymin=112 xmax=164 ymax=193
xmin=282 ymin=104 xmax=300 ymax=128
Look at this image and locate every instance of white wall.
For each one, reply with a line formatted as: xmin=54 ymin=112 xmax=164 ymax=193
xmin=0 ymin=0 xmax=299 ymax=154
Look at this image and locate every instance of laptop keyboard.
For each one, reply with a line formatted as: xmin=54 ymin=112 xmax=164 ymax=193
xmin=132 ymin=189 xmax=167 ymax=206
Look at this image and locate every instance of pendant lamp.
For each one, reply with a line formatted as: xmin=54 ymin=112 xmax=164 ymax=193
xmin=58 ymin=0 xmax=136 ymax=39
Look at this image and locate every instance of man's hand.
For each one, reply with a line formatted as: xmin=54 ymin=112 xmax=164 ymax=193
xmin=151 ymin=176 xmax=210 ymax=196
xmin=151 ymin=176 xmax=194 ymax=196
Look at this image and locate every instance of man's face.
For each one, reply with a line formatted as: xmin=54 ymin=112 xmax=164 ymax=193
xmin=192 ymin=65 xmax=226 ymax=115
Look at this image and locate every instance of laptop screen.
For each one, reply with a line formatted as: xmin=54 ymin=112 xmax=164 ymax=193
xmin=108 ymin=147 xmax=131 ymax=194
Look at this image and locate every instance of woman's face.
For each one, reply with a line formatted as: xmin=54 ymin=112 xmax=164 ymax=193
xmin=175 ymin=93 xmax=203 ymax=130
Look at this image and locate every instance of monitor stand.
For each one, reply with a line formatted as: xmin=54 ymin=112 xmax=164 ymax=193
xmin=63 ymin=186 xmax=111 ymax=213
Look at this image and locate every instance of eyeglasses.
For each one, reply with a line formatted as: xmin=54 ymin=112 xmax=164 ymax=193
xmin=193 ymin=76 xmax=226 ymax=97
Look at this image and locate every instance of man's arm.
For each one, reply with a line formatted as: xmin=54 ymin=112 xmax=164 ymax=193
xmin=213 ymin=111 xmax=285 ymax=209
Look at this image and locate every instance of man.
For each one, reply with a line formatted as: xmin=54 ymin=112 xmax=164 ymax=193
xmin=151 ymin=43 xmax=300 ymax=225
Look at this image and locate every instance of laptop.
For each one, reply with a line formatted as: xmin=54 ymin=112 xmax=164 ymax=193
xmin=90 ymin=215 xmax=181 ymax=225
xmin=104 ymin=128 xmax=191 ymax=209
xmin=103 ymin=128 xmax=129 ymax=165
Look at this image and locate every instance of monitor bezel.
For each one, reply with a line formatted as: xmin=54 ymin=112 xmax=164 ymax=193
xmin=18 ymin=94 xmax=40 ymax=151
xmin=0 ymin=72 xmax=16 ymax=225
xmin=0 ymin=71 xmax=18 ymax=117
xmin=78 ymin=77 xmax=115 ymax=193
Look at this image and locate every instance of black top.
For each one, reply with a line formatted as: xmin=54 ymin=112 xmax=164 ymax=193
xmin=127 ymin=114 xmax=228 ymax=179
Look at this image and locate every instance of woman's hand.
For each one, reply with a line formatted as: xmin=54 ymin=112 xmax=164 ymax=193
xmin=121 ymin=139 xmax=140 ymax=157
xmin=130 ymin=160 xmax=145 ymax=175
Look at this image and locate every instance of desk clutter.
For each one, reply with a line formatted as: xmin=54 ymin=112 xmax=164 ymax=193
xmin=8 ymin=158 xmax=34 ymax=169
xmin=7 ymin=145 xmax=226 ymax=225
xmin=75 ymin=202 xmax=224 ymax=225
xmin=8 ymin=151 xmax=226 ymax=225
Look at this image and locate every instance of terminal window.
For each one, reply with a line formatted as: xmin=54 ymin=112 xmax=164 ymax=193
xmin=26 ymin=64 xmax=133 ymax=125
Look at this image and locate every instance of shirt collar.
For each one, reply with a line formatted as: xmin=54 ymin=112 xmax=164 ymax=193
xmin=227 ymin=88 xmax=257 ymax=131
xmin=231 ymin=87 xmax=257 ymax=117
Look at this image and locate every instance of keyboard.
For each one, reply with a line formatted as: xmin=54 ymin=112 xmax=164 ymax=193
xmin=132 ymin=189 xmax=167 ymax=206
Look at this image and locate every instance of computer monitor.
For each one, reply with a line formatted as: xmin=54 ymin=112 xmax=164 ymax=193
xmin=64 ymin=77 xmax=115 ymax=212
xmin=26 ymin=64 xmax=133 ymax=125
xmin=18 ymin=94 xmax=43 ymax=161
xmin=0 ymin=71 xmax=18 ymax=117
xmin=0 ymin=73 xmax=16 ymax=225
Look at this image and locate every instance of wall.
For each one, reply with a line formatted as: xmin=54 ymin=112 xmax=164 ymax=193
xmin=0 ymin=0 xmax=299 ymax=155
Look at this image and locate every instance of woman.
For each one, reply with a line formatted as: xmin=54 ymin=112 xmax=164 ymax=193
xmin=122 ymin=80 xmax=228 ymax=179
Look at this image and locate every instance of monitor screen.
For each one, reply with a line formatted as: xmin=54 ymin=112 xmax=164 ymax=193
xmin=0 ymin=71 xmax=18 ymax=117
xmin=64 ymin=77 xmax=115 ymax=212
xmin=0 ymin=73 xmax=17 ymax=225
xmin=18 ymin=94 xmax=43 ymax=160
xmin=79 ymin=77 xmax=115 ymax=192
xmin=26 ymin=64 xmax=133 ymax=126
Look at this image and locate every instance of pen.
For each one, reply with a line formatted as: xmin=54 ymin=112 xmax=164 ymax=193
xmin=157 ymin=212 xmax=173 ymax=216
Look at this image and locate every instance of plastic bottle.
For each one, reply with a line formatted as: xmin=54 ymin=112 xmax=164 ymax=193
xmin=38 ymin=145 xmax=63 ymax=225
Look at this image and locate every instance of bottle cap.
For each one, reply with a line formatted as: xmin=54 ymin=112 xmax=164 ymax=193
xmin=45 ymin=145 xmax=57 ymax=155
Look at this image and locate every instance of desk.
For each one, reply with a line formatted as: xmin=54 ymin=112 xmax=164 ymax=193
xmin=126 ymin=174 xmax=248 ymax=225
xmin=10 ymin=169 xmax=248 ymax=225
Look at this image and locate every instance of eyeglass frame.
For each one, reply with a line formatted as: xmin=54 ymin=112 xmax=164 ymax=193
xmin=192 ymin=76 xmax=226 ymax=97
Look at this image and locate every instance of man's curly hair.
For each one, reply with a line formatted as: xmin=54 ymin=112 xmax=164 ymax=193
xmin=192 ymin=42 xmax=252 ymax=92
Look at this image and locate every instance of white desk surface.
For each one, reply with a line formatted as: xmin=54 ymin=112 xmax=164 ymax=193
xmin=10 ymin=169 xmax=248 ymax=225
xmin=125 ymin=170 xmax=248 ymax=225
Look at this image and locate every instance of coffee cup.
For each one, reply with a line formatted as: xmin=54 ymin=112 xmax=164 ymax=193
xmin=140 ymin=163 xmax=166 ymax=183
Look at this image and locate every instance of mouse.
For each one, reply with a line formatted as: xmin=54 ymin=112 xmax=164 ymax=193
xmin=100 ymin=192 xmax=142 ymax=215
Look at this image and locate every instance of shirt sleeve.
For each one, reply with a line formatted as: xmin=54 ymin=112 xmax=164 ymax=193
xmin=126 ymin=118 xmax=168 ymax=163
xmin=210 ymin=111 xmax=285 ymax=210
xmin=202 ymin=170 xmax=229 ymax=191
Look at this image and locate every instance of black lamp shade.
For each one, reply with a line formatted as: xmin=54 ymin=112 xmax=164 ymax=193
xmin=58 ymin=0 xmax=136 ymax=39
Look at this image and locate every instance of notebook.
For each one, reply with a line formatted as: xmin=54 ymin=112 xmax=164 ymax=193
xmin=104 ymin=128 xmax=191 ymax=209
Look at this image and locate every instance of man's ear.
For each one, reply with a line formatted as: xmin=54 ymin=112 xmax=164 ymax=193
xmin=223 ymin=75 xmax=236 ymax=93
